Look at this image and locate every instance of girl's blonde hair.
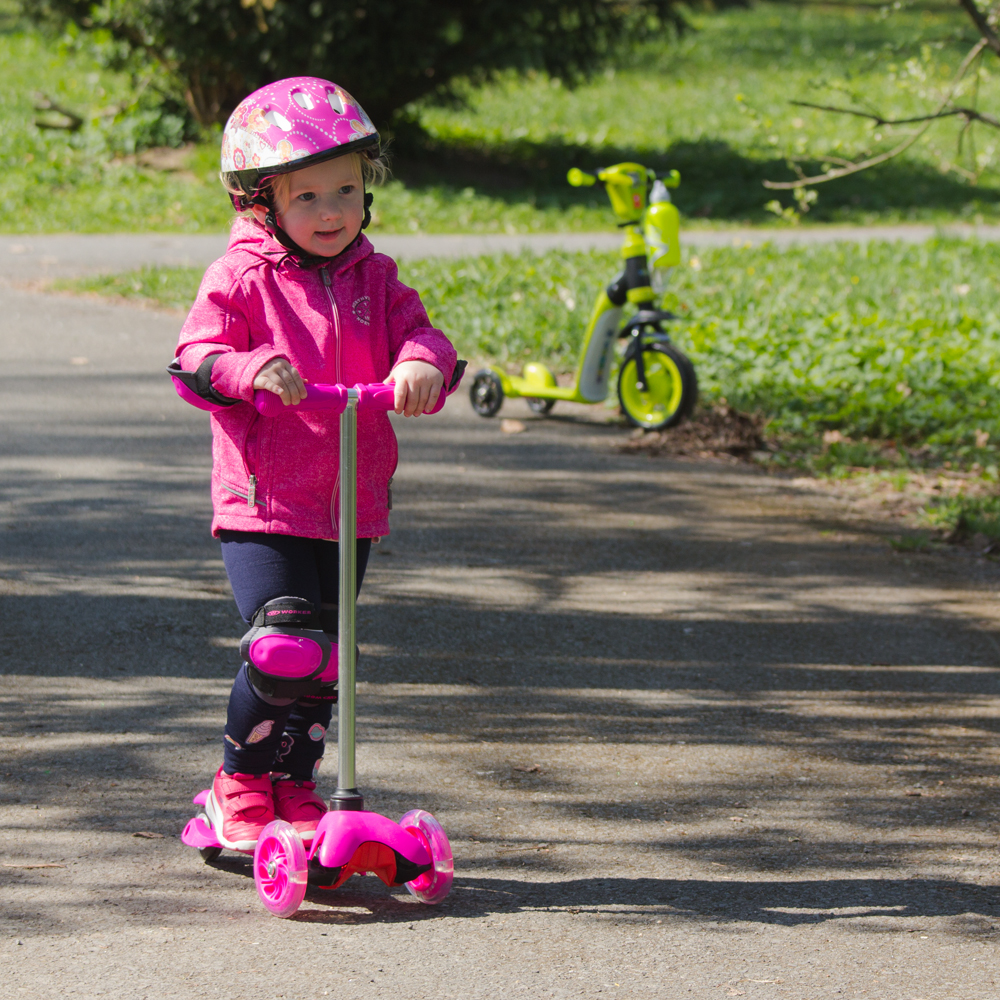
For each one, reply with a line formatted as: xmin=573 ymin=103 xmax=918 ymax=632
xmin=221 ymin=147 xmax=390 ymax=216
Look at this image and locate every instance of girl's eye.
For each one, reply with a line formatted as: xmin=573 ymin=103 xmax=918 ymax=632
xmin=339 ymin=185 xmax=355 ymax=195
xmin=297 ymin=192 xmax=316 ymax=202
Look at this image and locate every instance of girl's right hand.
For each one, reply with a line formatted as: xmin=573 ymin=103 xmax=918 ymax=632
xmin=253 ymin=358 xmax=307 ymax=406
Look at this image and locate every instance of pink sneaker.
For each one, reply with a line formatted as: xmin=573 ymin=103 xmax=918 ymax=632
xmin=272 ymin=778 xmax=328 ymax=845
xmin=205 ymin=767 xmax=274 ymax=852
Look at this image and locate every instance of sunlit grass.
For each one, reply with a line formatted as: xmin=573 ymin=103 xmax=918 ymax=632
xmin=5 ymin=3 xmax=1000 ymax=232
xmin=60 ymin=238 xmax=1000 ymax=473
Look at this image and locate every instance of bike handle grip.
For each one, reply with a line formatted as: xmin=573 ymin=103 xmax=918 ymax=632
xmin=253 ymin=381 xmax=447 ymax=418
xmin=567 ymin=167 xmax=596 ymax=187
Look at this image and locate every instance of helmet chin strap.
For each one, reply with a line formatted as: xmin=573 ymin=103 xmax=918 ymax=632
xmin=255 ymin=192 xmax=374 ymax=267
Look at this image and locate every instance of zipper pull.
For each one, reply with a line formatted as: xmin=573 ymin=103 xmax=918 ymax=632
xmin=247 ymin=475 xmax=257 ymax=508
xmin=321 ymin=268 xmax=331 ymax=286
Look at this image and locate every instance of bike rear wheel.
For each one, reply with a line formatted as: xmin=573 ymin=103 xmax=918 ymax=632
xmin=617 ymin=342 xmax=697 ymax=430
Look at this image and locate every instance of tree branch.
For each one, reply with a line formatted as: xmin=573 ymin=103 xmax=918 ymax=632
xmin=33 ymin=93 xmax=83 ymax=131
xmin=957 ymin=0 xmax=1000 ymax=57
xmin=789 ymin=98 xmax=1000 ymax=128
xmin=764 ymin=37 xmax=989 ymax=189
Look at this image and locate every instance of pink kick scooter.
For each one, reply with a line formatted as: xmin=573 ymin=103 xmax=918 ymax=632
xmin=180 ymin=377 xmax=460 ymax=917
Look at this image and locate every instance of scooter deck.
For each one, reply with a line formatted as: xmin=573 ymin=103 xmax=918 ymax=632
xmin=180 ymin=789 xmax=226 ymax=852
xmin=180 ymin=791 xmax=434 ymax=889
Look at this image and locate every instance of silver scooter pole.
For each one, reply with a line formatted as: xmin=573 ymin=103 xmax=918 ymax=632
xmin=331 ymin=389 xmax=363 ymax=811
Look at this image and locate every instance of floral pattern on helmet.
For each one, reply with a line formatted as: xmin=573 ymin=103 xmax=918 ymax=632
xmin=221 ymin=76 xmax=378 ymax=175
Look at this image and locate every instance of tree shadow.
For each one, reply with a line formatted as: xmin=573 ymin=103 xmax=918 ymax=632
xmin=4 ymin=366 xmax=1000 ymax=935
xmin=389 ymin=125 xmax=1000 ymax=223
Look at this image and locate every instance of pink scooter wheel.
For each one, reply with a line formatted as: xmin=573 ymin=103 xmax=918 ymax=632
xmin=253 ymin=820 xmax=308 ymax=918
xmin=399 ymin=809 xmax=454 ymax=905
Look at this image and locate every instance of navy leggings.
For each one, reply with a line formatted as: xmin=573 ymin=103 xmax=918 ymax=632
xmin=218 ymin=531 xmax=372 ymax=779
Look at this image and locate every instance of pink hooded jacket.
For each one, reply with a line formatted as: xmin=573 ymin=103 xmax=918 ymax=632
xmin=174 ymin=218 xmax=457 ymax=540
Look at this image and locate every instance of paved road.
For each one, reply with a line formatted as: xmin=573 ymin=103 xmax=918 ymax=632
xmin=3 ymin=221 xmax=1000 ymax=281
xmin=1 ymin=286 xmax=999 ymax=998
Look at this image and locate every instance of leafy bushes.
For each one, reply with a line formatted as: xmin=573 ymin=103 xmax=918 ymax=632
xmin=675 ymin=239 xmax=1000 ymax=455
xmin=23 ymin=0 xmax=683 ymax=127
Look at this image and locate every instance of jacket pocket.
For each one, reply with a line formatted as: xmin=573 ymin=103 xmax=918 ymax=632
xmin=222 ymin=479 xmax=260 ymax=509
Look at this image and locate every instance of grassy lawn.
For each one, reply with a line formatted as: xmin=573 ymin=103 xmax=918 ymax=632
xmin=5 ymin=2 xmax=1000 ymax=232
xmin=61 ymin=239 xmax=1000 ymax=474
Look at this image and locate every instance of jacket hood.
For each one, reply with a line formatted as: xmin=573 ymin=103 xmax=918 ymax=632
xmin=226 ymin=217 xmax=374 ymax=276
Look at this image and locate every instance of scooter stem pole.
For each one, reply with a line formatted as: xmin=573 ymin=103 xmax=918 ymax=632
xmin=332 ymin=390 xmax=363 ymax=811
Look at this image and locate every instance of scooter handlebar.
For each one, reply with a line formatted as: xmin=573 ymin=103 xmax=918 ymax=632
xmin=253 ymin=381 xmax=447 ymax=418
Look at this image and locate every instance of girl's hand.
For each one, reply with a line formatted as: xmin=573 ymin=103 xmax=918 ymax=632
xmin=387 ymin=360 xmax=444 ymax=417
xmin=253 ymin=358 xmax=307 ymax=406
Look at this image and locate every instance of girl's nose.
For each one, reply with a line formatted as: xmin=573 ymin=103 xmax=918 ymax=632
xmin=319 ymin=196 xmax=342 ymax=221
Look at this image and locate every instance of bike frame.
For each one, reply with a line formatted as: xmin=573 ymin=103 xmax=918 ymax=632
xmin=485 ymin=163 xmax=682 ymax=405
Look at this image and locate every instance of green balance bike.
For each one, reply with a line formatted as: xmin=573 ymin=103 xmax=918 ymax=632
xmin=469 ymin=163 xmax=697 ymax=430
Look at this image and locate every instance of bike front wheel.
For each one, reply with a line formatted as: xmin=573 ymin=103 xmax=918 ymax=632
xmin=617 ymin=342 xmax=697 ymax=431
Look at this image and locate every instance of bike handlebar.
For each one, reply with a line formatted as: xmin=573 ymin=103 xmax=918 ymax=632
xmin=253 ymin=381 xmax=447 ymax=418
xmin=567 ymin=165 xmax=680 ymax=189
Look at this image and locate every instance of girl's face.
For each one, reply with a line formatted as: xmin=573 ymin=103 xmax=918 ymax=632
xmin=253 ymin=155 xmax=364 ymax=257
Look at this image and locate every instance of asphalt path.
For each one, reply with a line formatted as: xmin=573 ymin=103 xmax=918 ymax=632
xmin=1 ymin=263 xmax=1000 ymax=998
xmin=4 ymin=221 xmax=1000 ymax=281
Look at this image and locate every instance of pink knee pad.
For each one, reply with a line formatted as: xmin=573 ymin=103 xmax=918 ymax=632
xmin=241 ymin=596 xmax=332 ymax=698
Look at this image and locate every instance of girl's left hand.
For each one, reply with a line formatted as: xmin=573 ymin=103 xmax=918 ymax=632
xmin=386 ymin=360 xmax=444 ymax=417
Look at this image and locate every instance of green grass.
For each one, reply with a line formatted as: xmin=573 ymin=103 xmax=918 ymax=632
xmin=923 ymin=493 xmax=1000 ymax=540
xmin=61 ymin=264 xmax=208 ymax=311
xmin=61 ymin=237 xmax=1000 ymax=475
xmin=6 ymin=2 xmax=1000 ymax=232
xmin=412 ymin=3 xmax=1000 ymax=226
xmin=889 ymin=533 xmax=933 ymax=552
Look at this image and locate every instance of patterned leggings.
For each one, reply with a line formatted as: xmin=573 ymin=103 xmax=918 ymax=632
xmin=217 ymin=530 xmax=372 ymax=779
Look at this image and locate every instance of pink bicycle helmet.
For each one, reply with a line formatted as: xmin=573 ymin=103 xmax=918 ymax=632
xmin=221 ymin=76 xmax=380 ymax=259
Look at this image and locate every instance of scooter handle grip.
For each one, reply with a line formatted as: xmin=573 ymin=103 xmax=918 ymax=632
xmin=254 ymin=381 xmax=447 ymax=417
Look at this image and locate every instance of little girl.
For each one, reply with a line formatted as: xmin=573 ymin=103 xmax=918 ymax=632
xmin=169 ymin=77 xmax=458 ymax=853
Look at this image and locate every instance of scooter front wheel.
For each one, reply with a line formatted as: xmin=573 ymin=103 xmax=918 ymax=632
xmin=399 ymin=809 xmax=454 ymax=905
xmin=618 ymin=342 xmax=697 ymax=431
xmin=470 ymin=370 xmax=504 ymax=417
xmin=254 ymin=820 xmax=308 ymax=918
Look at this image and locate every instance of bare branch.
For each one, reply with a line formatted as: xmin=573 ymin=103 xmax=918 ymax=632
xmin=957 ymin=0 xmax=1000 ymax=57
xmin=763 ymin=135 xmax=928 ymax=189
xmin=32 ymin=93 xmax=83 ymax=132
xmin=789 ymin=99 xmax=1000 ymax=128
xmin=764 ymin=37 xmax=989 ymax=189
xmin=784 ymin=153 xmax=857 ymax=168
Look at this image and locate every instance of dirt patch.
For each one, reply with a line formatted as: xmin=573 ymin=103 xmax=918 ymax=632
xmin=620 ymin=404 xmax=767 ymax=460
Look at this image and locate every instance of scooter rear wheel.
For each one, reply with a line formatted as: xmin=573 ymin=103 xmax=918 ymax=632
xmin=470 ymin=370 xmax=504 ymax=417
xmin=254 ymin=820 xmax=308 ymax=918
xmin=618 ymin=342 xmax=697 ymax=430
xmin=526 ymin=397 xmax=555 ymax=415
xmin=399 ymin=809 xmax=454 ymax=905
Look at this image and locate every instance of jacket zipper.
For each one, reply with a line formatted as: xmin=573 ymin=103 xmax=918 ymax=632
xmin=320 ymin=267 xmax=342 ymax=382
xmin=223 ymin=481 xmax=258 ymax=505
xmin=322 ymin=266 xmax=343 ymax=534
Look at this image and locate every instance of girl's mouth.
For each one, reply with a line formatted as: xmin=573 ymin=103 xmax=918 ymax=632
xmin=313 ymin=228 xmax=343 ymax=242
